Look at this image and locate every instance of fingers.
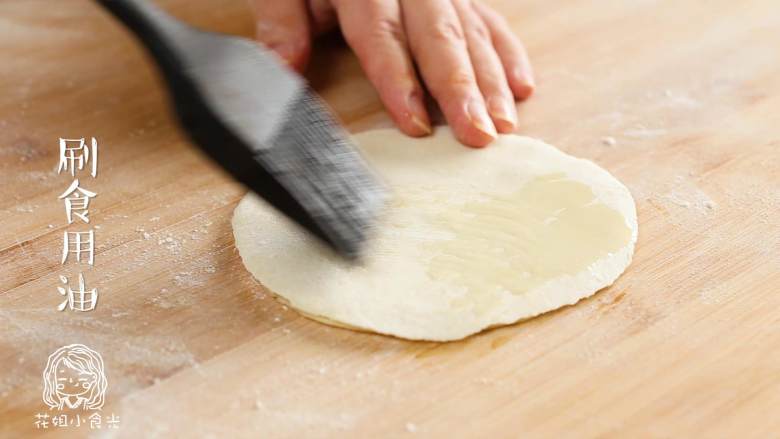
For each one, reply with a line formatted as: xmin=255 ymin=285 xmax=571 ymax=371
xmin=401 ymin=0 xmax=496 ymax=147
xmin=249 ymin=0 xmax=312 ymax=71
xmin=452 ymin=0 xmax=517 ymax=133
xmin=250 ymin=0 xmax=528 ymax=146
xmin=331 ymin=0 xmax=431 ymax=137
xmin=473 ymin=1 xmax=535 ymax=99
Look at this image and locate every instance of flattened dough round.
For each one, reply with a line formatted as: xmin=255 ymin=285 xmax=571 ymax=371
xmin=233 ymin=128 xmax=637 ymax=341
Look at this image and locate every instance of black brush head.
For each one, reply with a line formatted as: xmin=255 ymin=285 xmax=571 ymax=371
xmin=96 ymin=0 xmax=387 ymax=259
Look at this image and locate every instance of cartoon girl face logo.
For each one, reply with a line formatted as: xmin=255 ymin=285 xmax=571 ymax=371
xmin=42 ymin=344 xmax=107 ymax=410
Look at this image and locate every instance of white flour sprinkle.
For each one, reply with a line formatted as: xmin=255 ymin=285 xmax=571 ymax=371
xmin=601 ymin=136 xmax=617 ymax=147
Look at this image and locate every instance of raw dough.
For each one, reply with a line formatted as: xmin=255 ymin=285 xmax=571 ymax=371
xmin=233 ymin=128 xmax=637 ymax=341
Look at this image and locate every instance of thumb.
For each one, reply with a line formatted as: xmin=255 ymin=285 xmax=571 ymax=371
xmin=249 ymin=0 xmax=312 ymax=71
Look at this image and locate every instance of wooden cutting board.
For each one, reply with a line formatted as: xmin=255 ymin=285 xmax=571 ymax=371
xmin=1 ymin=0 xmax=779 ymax=437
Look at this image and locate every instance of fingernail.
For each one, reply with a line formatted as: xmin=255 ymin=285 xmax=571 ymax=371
xmin=466 ymin=99 xmax=497 ymax=139
xmin=524 ymin=71 xmax=536 ymax=88
xmin=514 ymin=65 xmax=535 ymax=85
xmin=513 ymin=67 xmax=536 ymax=97
xmin=406 ymin=94 xmax=431 ymax=135
xmin=487 ymin=96 xmax=517 ymax=129
xmin=410 ymin=115 xmax=432 ymax=135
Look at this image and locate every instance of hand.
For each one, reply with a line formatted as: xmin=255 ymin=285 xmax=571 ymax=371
xmin=249 ymin=0 xmax=535 ymax=148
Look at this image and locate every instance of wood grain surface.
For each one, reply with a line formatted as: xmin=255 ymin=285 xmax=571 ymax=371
xmin=1 ymin=0 xmax=779 ymax=437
